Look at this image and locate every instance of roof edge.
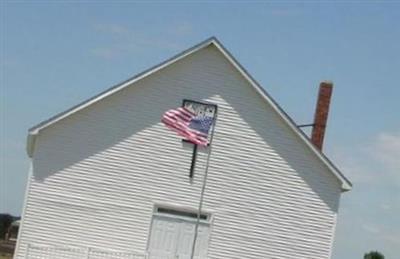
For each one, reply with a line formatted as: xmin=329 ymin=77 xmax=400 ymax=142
xmin=210 ymin=38 xmax=352 ymax=191
xmin=26 ymin=36 xmax=352 ymax=191
xmin=28 ymin=36 xmax=218 ymax=135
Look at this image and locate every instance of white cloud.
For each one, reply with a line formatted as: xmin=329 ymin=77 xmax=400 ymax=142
xmin=170 ymin=22 xmax=193 ymax=36
xmin=361 ymin=222 xmax=400 ymax=247
xmin=371 ymin=132 xmax=400 ymax=172
xmin=332 ymin=131 xmax=400 ymax=259
xmin=380 ymin=203 xmax=391 ymax=211
xmin=383 ymin=233 xmax=400 ymax=246
xmin=332 ymin=131 xmax=400 ymax=186
xmin=362 ymin=223 xmax=380 ymax=234
xmin=330 ymin=146 xmax=375 ymax=184
xmin=93 ymin=24 xmax=131 ymax=36
xmin=90 ymin=23 xmax=189 ymax=60
xmin=90 ymin=47 xmax=121 ymax=60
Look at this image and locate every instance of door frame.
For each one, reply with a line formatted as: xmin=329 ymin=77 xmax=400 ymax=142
xmin=146 ymin=203 xmax=214 ymax=257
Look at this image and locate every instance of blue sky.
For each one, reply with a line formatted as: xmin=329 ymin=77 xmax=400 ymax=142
xmin=1 ymin=2 xmax=399 ymax=258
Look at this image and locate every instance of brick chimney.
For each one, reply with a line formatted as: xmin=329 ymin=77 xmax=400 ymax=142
xmin=311 ymin=81 xmax=333 ymax=151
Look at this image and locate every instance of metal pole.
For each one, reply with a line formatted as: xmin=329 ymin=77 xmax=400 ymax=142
xmin=190 ymin=115 xmax=217 ymax=259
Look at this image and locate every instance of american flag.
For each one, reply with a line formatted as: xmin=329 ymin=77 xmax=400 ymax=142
xmin=162 ymin=107 xmax=214 ymax=146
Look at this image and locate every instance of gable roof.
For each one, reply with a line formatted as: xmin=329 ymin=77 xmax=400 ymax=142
xmin=27 ymin=37 xmax=352 ymax=191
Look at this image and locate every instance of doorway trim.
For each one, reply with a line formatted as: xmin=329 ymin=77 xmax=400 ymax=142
xmin=146 ymin=202 xmax=214 ymax=257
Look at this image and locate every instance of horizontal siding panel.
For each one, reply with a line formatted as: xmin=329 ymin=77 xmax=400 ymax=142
xmin=17 ymin=45 xmax=341 ymax=259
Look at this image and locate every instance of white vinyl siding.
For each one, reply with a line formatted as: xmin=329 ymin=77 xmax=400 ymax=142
xmin=16 ymin=45 xmax=341 ymax=259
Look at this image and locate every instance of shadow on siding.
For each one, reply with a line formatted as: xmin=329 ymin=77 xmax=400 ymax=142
xmin=31 ymin=45 xmax=340 ymax=216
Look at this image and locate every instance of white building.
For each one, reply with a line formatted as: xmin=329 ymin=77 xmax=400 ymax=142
xmin=15 ymin=37 xmax=351 ymax=259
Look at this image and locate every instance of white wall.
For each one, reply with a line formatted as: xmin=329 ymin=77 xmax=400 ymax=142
xmin=16 ymin=45 xmax=342 ymax=259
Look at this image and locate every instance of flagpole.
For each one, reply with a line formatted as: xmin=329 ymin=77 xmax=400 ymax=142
xmin=190 ymin=114 xmax=217 ymax=259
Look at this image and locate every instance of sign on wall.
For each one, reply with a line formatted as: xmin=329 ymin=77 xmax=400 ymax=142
xmin=182 ymin=99 xmax=217 ymax=141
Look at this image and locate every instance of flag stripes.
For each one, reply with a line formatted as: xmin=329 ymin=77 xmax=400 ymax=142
xmin=162 ymin=107 xmax=209 ymax=146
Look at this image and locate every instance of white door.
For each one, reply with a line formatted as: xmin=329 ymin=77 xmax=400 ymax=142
xmin=175 ymin=221 xmax=195 ymax=259
xmin=148 ymin=215 xmax=210 ymax=259
xmin=148 ymin=216 xmax=181 ymax=259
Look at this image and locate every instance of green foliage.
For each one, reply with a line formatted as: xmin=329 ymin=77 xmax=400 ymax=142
xmin=0 ymin=214 xmax=13 ymax=239
xmin=364 ymin=251 xmax=385 ymax=259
